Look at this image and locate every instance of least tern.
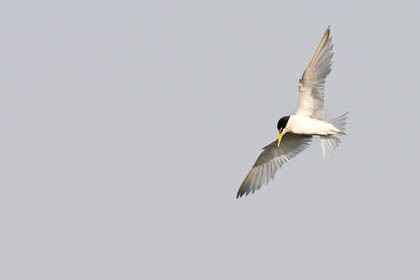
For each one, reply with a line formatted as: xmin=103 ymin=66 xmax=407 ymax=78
xmin=237 ymin=27 xmax=348 ymax=198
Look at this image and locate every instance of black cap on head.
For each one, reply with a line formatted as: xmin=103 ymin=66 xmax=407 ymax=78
xmin=277 ymin=116 xmax=290 ymax=131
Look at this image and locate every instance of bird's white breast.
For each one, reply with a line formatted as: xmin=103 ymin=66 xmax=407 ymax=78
xmin=286 ymin=115 xmax=337 ymax=135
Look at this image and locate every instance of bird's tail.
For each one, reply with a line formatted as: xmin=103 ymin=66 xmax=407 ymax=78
xmin=320 ymin=112 xmax=349 ymax=159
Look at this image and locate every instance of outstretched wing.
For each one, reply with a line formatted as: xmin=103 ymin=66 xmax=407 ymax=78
xmin=296 ymin=26 xmax=334 ymax=119
xmin=237 ymin=133 xmax=312 ymax=198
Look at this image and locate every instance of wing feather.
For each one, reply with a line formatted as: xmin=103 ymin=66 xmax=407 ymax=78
xmin=296 ymin=26 xmax=334 ymax=119
xmin=237 ymin=133 xmax=312 ymax=198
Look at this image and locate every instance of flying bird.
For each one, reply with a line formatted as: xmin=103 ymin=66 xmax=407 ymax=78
xmin=237 ymin=27 xmax=348 ymax=198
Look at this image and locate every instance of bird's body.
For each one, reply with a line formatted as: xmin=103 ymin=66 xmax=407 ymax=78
xmin=286 ymin=114 xmax=339 ymax=136
xmin=237 ymin=26 xmax=348 ymax=198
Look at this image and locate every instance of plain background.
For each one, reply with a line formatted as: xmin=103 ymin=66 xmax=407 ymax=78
xmin=1 ymin=1 xmax=420 ymax=279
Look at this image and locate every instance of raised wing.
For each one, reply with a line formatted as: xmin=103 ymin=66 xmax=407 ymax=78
xmin=296 ymin=27 xmax=334 ymax=119
xmin=237 ymin=133 xmax=312 ymax=198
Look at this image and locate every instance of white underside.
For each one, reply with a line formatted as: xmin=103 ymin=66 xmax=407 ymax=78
xmin=285 ymin=114 xmax=339 ymax=136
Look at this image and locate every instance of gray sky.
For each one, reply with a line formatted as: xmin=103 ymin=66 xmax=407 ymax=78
xmin=1 ymin=1 xmax=420 ymax=279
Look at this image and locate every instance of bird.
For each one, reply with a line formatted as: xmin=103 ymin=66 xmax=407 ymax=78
xmin=237 ymin=26 xmax=348 ymax=198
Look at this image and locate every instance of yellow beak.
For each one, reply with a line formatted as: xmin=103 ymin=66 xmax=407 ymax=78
xmin=277 ymin=130 xmax=285 ymax=147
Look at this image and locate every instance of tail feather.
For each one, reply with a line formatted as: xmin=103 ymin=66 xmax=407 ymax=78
xmin=320 ymin=112 xmax=349 ymax=159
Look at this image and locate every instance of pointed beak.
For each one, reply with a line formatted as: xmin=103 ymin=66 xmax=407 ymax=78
xmin=277 ymin=130 xmax=285 ymax=147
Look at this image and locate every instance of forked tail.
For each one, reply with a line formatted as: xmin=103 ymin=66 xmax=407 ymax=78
xmin=320 ymin=112 xmax=349 ymax=159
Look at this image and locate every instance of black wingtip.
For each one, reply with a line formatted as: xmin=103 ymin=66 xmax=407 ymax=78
xmin=236 ymin=189 xmax=247 ymax=199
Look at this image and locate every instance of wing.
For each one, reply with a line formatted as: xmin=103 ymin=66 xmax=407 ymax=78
xmin=296 ymin=26 xmax=334 ymax=119
xmin=237 ymin=133 xmax=312 ymax=198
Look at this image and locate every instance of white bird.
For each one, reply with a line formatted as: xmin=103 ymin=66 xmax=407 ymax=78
xmin=237 ymin=26 xmax=348 ymax=198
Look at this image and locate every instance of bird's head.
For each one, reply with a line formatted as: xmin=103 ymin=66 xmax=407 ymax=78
xmin=277 ymin=116 xmax=290 ymax=147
